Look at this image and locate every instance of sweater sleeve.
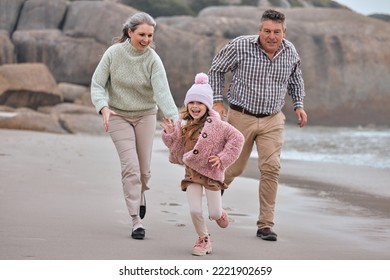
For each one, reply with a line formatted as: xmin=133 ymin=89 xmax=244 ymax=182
xmin=150 ymin=53 xmax=179 ymax=122
xmin=208 ymin=39 xmax=238 ymax=102
xmin=161 ymin=121 xmax=184 ymax=165
xmin=91 ymin=50 xmax=111 ymax=114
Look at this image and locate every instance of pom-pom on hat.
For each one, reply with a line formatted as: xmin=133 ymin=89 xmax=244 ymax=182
xmin=184 ymin=73 xmax=213 ymax=110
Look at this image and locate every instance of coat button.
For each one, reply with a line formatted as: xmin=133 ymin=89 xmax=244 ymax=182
xmin=202 ymin=132 xmax=207 ymax=138
xmin=193 ymin=149 xmax=199 ymax=154
xmin=207 ymin=118 xmax=212 ymax=123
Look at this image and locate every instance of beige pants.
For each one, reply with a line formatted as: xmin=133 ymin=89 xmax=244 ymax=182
xmin=108 ymin=114 xmax=156 ymax=217
xmin=225 ymin=109 xmax=285 ymax=229
xmin=186 ymin=183 xmax=222 ymax=238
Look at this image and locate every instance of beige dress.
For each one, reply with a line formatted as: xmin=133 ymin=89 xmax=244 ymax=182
xmin=180 ymin=129 xmax=227 ymax=192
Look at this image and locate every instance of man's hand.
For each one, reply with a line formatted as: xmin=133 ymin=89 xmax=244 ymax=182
xmin=295 ymin=108 xmax=307 ymax=127
xmin=213 ymin=102 xmax=227 ymax=120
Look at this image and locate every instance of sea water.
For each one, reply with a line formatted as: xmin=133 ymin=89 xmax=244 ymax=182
xmin=252 ymin=125 xmax=390 ymax=170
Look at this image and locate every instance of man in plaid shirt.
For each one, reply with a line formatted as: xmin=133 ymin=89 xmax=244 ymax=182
xmin=208 ymin=9 xmax=308 ymax=242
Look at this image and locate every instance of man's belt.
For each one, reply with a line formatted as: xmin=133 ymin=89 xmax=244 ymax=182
xmin=229 ymin=104 xmax=270 ymax=118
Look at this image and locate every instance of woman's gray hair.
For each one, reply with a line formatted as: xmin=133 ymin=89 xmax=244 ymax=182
xmin=114 ymin=12 xmax=156 ymax=44
xmin=125 ymin=12 xmax=156 ymax=32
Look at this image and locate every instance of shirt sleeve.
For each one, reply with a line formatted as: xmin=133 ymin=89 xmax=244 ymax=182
xmin=287 ymin=59 xmax=305 ymax=109
xmin=208 ymin=40 xmax=238 ymax=102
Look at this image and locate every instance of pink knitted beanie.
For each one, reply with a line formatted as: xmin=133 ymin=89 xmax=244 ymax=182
xmin=184 ymin=73 xmax=213 ymax=110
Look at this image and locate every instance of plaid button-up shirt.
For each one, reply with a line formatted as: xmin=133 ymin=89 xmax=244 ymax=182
xmin=209 ymin=35 xmax=305 ymax=115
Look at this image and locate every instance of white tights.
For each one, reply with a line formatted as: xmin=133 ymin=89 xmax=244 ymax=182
xmin=186 ymin=183 xmax=223 ymax=237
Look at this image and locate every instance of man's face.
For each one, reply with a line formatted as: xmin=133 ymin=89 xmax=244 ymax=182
xmin=259 ymin=20 xmax=285 ymax=56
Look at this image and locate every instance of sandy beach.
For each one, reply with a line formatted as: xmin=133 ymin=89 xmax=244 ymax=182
xmin=0 ymin=128 xmax=389 ymax=260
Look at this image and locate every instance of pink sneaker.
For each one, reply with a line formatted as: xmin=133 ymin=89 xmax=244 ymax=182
xmin=216 ymin=209 xmax=229 ymax=228
xmin=192 ymin=235 xmax=212 ymax=256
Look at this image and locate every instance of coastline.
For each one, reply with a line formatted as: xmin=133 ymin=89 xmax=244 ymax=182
xmin=243 ymin=158 xmax=390 ymax=218
xmin=0 ymin=129 xmax=389 ymax=260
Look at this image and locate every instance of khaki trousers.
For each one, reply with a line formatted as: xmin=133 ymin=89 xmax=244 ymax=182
xmin=108 ymin=114 xmax=156 ymax=217
xmin=225 ymin=109 xmax=285 ymax=229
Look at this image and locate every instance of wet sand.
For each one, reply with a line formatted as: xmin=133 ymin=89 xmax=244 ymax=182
xmin=244 ymin=158 xmax=390 ymax=218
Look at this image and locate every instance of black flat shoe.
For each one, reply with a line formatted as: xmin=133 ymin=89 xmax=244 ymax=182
xmin=140 ymin=195 xmax=146 ymax=219
xmin=131 ymin=227 xmax=145 ymax=240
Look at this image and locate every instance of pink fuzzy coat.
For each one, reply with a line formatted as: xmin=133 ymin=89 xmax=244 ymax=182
xmin=161 ymin=109 xmax=244 ymax=183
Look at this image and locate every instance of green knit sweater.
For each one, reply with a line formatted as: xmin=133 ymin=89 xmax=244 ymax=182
xmin=91 ymin=40 xmax=178 ymax=121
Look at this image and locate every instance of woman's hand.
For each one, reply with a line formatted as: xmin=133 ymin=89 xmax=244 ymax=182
xmin=160 ymin=117 xmax=175 ymax=133
xmin=100 ymin=107 xmax=117 ymax=132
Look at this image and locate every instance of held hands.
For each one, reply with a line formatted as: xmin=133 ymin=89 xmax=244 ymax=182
xmin=295 ymin=108 xmax=308 ymax=128
xmin=208 ymin=155 xmax=221 ymax=169
xmin=160 ymin=117 xmax=175 ymax=133
xmin=100 ymin=107 xmax=118 ymax=132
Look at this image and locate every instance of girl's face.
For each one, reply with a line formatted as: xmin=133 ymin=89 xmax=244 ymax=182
xmin=187 ymin=101 xmax=207 ymax=120
xmin=128 ymin=23 xmax=154 ymax=51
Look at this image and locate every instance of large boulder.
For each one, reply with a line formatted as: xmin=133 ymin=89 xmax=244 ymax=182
xmin=16 ymin=0 xmax=68 ymax=30
xmin=0 ymin=0 xmax=25 ymax=33
xmin=0 ymin=30 xmax=15 ymax=64
xmin=38 ymin=103 xmax=104 ymax=135
xmin=153 ymin=24 xmax=217 ymax=106
xmin=0 ymin=103 xmax=104 ymax=134
xmin=0 ymin=63 xmax=63 ymax=109
xmin=283 ymin=8 xmax=390 ymax=126
xmin=157 ymin=15 xmax=257 ymax=39
xmin=58 ymin=82 xmax=92 ymax=106
xmin=63 ymin=1 xmax=139 ymax=45
xmin=12 ymin=30 xmax=105 ymax=85
xmin=0 ymin=107 xmax=67 ymax=134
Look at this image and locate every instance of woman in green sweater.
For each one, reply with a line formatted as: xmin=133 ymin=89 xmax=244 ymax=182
xmin=91 ymin=12 xmax=178 ymax=240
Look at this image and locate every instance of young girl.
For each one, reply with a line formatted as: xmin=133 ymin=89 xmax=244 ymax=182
xmin=161 ymin=73 xmax=244 ymax=256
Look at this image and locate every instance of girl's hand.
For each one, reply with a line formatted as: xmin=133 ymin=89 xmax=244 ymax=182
xmin=208 ymin=155 xmax=221 ymax=168
xmin=160 ymin=117 xmax=175 ymax=133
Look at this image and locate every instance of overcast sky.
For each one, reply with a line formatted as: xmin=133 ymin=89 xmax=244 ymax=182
xmin=335 ymin=0 xmax=390 ymax=15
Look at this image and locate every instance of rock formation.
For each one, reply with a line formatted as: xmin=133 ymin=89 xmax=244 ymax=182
xmin=0 ymin=0 xmax=389 ymax=134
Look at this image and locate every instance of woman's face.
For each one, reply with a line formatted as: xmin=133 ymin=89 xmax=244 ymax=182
xmin=187 ymin=101 xmax=207 ymax=120
xmin=128 ymin=23 xmax=154 ymax=51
